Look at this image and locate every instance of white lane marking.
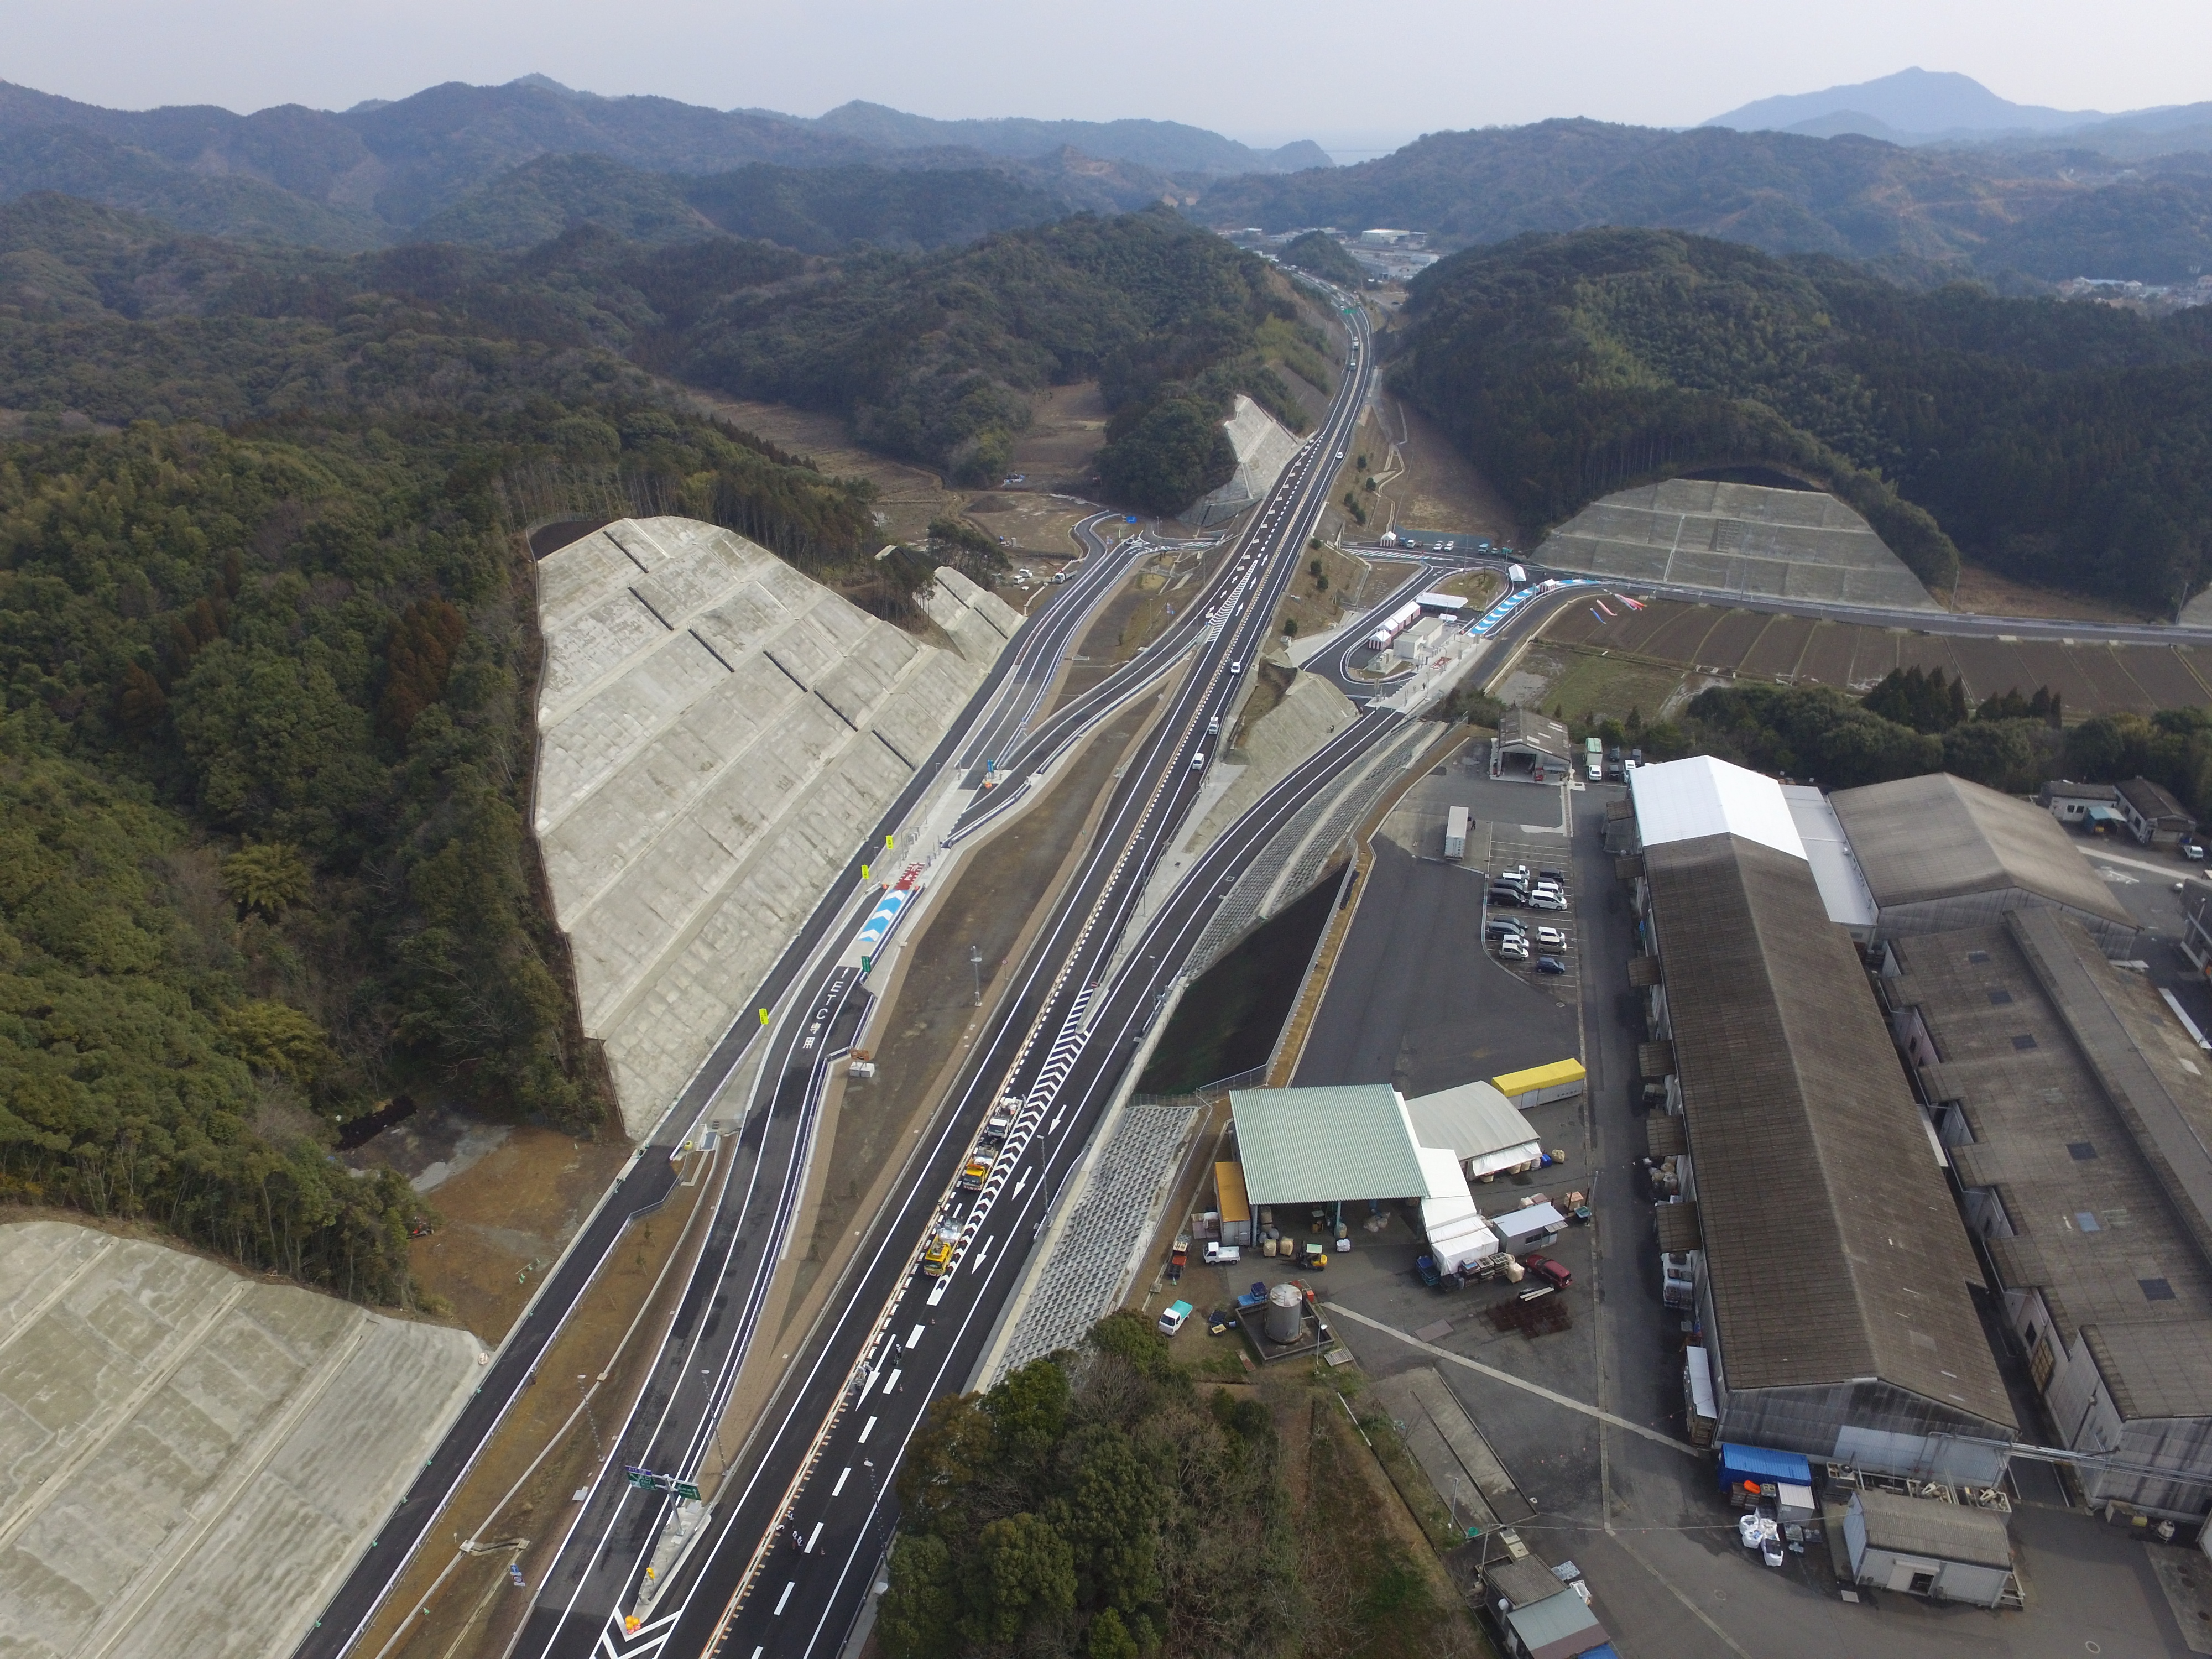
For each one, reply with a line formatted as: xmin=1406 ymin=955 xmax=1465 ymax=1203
xmin=1048 ymin=1109 xmax=1065 ymax=1134
xmin=971 ymin=1235 xmax=995 ymax=1271
xmin=906 ymin=1324 xmax=924 ymax=1349
xmin=774 ymin=1582 xmax=794 ymax=1615
xmin=858 ymin=1367 xmax=879 ymax=1404
xmin=805 ymin=1522 xmax=823 ymax=1553
xmin=858 ymin=1415 xmax=877 ymax=1442
xmin=832 ymin=1467 xmax=851 ymax=1496
xmin=884 ymin=1368 xmax=902 ymax=1395
xmin=926 ymin=1279 xmax=947 ymax=1306
xmin=1013 ymin=1168 xmax=1030 ymax=1198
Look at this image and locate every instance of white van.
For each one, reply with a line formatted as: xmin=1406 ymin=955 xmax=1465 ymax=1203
xmin=1157 ymin=1299 xmax=1194 ymax=1335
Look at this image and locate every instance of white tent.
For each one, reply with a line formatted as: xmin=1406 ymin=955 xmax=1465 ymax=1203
xmin=1417 ymin=1146 xmax=1499 ymax=1272
xmin=1403 ymin=1079 xmax=1542 ymax=1180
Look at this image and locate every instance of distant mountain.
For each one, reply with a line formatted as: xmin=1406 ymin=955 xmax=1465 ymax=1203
xmin=1196 ymin=118 xmax=2212 ymax=282
xmin=414 ymin=153 xmax=1091 ymax=253
xmin=804 ymin=101 xmax=1329 ymax=174
xmin=0 ymin=77 xmax=1327 ymax=251
xmin=1707 ymin=68 xmax=2105 ymax=140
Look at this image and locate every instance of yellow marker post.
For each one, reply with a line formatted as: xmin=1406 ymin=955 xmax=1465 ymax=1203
xmin=861 ymin=864 xmax=869 ymax=881
xmin=885 ymin=834 xmax=894 ymax=851
xmin=758 ymin=1008 xmax=770 ymax=1026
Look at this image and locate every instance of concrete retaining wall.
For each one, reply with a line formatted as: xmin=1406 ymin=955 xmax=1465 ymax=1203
xmin=533 ymin=517 xmax=1018 ymax=1135
xmin=0 ymin=1220 xmax=483 ymax=1659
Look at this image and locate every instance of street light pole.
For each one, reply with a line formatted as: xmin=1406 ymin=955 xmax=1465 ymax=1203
xmin=968 ymin=945 xmax=983 ymax=1006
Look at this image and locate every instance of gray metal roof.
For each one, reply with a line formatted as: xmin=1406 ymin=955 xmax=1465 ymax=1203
xmin=1229 ymin=1086 xmax=1426 ymax=1206
xmin=1644 ymin=832 xmax=2013 ymax=1428
xmin=1499 ymin=705 xmax=1571 ymax=760
xmin=2118 ymin=774 xmax=2194 ymax=825
xmin=1828 ymin=773 xmax=2133 ymax=927
xmin=1402 ymin=1080 xmax=1536 ymax=1163
xmin=1900 ymin=909 xmax=2212 ymax=1421
xmin=1852 ymin=1489 xmax=2013 ymax=1568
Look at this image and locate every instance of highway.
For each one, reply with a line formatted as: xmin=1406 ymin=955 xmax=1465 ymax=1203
xmin=296 ymin=488 xmax=1178 ymax=1659
xmin=483 ymin=289 xmax=1380 ymax=1659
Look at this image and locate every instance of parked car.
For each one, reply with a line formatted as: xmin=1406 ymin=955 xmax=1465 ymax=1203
xmin=1499 ymin=936 xmax=1532 ymax=962
xmin=1521 ymin=1253 xmax=1572 ymax=1289
xmin=1528 ymin=891 xmax=1567 ymax=912
xmin=2187 ymin=840 xmax=2205 ymax=862
xmin=1499 ymin=864 xmax=1530 ymax=887
xmin=1485 ymin=917 xmax=1528 ymax=941
xmin=1489 ymin=887 xmax=1525 ymax=907
xmin=1537 ymin=868 xmax=1566 ymax=884
xmin=1535 ymin=956 xmax=1568 ymax=975
xmin=1535 ymin=926 xmax=1569 ymax=949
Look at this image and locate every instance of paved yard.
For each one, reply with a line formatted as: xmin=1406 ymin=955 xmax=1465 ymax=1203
xmin=1310 ymin=782 xmax=2204 ymax=1656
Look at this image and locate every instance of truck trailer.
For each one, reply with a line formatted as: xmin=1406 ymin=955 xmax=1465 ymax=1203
xmin=1444 ymin=805 xmax=1469 ymax=861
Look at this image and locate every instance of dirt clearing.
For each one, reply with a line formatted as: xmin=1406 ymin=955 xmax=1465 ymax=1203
xmin=404 ymin=1130 xmax=634 ymax=1343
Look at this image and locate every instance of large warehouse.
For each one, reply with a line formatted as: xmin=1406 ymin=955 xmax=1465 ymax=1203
xmin=1828 ymin=773 xmax=2140 ymax=956
xmin=1885 ymin=906 xmax=2212 ymax=1517
xmin=1629 ymin=758 xmax=2017 ymax=1477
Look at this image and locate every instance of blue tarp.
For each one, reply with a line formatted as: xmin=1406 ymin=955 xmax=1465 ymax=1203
xmin=1719 ymin=1442 xmax=1812 ymax=1489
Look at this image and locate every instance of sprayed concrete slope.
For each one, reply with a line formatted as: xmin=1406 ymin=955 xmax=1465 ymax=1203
xmin=533 ymin=517 xmax=1018 ymax=1136
xmin=1538 ymin=478 xmax=1939 ymax=611
xmin=0 ymin=1220 xmax=482 ymax=1659
xmin=1196 ymin=393 xmax=1303 ymax=520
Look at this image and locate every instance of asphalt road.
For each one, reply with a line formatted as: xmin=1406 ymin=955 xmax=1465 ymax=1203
xmin=293 ymin=504 xmax=1167 ymax=1659
xmin=515 ymin=293 xmax=1387 ymax=1659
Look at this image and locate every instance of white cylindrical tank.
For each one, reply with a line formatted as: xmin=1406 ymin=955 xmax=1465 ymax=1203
xmin=1265 ymin=1282 xmax=1303 ymax=1344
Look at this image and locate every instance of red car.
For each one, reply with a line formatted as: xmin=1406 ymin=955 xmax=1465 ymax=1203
xmin=1520 ymin=1253 xmax=1572 ymax=1290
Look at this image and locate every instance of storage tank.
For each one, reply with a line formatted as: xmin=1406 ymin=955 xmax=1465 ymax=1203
xmin=1264 ymin=1282 xmax=1304 ymax=1344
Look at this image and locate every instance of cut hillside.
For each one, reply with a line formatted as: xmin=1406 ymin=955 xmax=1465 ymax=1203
xmin=1389 ymin=227 xmax=2212 ymax=612
xmin=531 ymin=517 xmax=1018 ymax=1134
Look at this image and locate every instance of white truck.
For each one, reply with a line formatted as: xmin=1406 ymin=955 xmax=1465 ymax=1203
xmin=1444 ymin=804 xmax=1469 ymax=862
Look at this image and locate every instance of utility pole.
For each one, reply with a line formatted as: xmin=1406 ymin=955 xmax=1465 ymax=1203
xmin=968 ymin=945 xmax=983 ymax=1006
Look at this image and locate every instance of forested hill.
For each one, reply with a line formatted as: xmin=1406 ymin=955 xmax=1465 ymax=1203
xmin=0 ymin=190 xmax=1332 ymax=1301
xmin=1389 ymin=228 xmax=2212 ymax=610
xmin=0 ymin=196 xmax=904 ymax=1307
xmin=1196 ymin=120 xmax=2212 ymax=284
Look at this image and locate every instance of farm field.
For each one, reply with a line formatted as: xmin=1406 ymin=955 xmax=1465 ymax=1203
xmin=1531 ymin=597 xmax=2212 ymax=716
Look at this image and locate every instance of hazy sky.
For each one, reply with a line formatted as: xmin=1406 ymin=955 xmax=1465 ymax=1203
xmin=17 ymin=0 xmax=2207 ymax=152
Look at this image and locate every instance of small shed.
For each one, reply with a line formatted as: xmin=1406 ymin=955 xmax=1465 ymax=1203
xmin=2117 ymin=775 xmax=2195 ymax=847
xmin=1214 ymin=1161 xmax=1251 ymax=1247
xmin=1505 ymin=1590 xmax=1610 ymax=1659
xmin=1498 ymin=706 xmax=1573 ymax=784
xmin=1843 ymin=1489 xmax=2015 ymax=1608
